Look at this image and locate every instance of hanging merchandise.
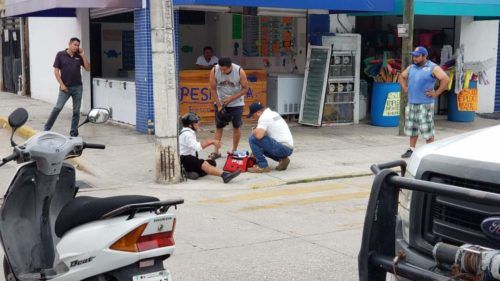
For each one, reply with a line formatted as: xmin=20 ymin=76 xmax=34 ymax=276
xmin=478 ymin=71 xmax=490 ymax=86
xmin=463 ymin=70 xmax=473 ymax=90
xmin=454 ymin=46 xmax=465 ymax=94
xmin=418 ymin=33 xmax=432 ymax=48
xmin=443 ymin=52 xmax=495 ymax=93
xmin=440 ymin=45 xmax=453 ymax=66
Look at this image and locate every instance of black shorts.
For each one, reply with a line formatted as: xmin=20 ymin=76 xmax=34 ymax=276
xmin=180 ymin=155 xmax=216 ymax=177
xmin=216 ymin=106 xmax=244 ymax=129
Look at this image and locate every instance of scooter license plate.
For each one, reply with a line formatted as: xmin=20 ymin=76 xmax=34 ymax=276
xmin=132 ymin=270 xmax=170 ymax=281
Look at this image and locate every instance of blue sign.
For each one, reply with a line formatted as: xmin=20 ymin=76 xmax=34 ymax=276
xmin=481 ymin=217 xmax=500 ymax=240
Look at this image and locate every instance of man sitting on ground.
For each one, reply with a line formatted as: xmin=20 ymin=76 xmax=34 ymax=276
xmin=179 ymin=112 xmax=241 ymax=183
xmin=247 ymin=103 xmax=294 ymax=173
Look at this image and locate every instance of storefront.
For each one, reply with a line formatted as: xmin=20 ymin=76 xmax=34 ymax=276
xmin=89 ymin=9 xmax=137 ymax=125
xmin=3 ymin=0 xmax=143 ymax=126
xmin=351 ymin=0 xmax=500 ymax=122
xmin=176 ymin=6 xmax=307 ymax=121
xmin=3 ymin=0 xmax=396 ymax=132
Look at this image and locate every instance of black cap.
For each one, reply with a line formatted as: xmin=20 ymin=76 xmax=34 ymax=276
xmin=247 ymin=102 xmax=263 ymax=118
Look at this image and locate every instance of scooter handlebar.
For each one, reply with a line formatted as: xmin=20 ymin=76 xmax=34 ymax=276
xmin=2 ymin=151 xmax=19 ymax=163
xmin=83 ymin=142 xmax=106 ymax=149
xmin=0 ymin=151 xmax=19 ymax=167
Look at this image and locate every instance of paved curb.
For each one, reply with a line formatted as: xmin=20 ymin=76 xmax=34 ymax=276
xmin=0 ymin=116 xmax=92 ymax=175
xmin=248 ymin=171 xmax=378 ymax=189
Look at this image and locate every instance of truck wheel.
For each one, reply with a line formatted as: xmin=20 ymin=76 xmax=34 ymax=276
xmin=3 ymin=256 xmax=17 ymax=281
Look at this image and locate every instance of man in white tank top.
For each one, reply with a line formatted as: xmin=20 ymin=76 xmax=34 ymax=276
xmin=208 ymin=57 xmax=249 ymax=160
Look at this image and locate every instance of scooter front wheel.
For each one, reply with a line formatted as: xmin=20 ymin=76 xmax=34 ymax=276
xmin=3 ymin=256 xmax=18 ymax=281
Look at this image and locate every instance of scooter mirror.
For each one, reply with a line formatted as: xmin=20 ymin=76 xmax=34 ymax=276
xmin=7 ymin=108 xmax=28 ymax=147
xmin=8 ymin=108 xmax=28 ymax=130
xmin=88 ymin=108 xmax=110 ymax=124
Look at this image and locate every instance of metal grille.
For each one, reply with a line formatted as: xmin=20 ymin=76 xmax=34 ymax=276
xmin=2 ymin=18 xmax=22 ymax=93
xmin=424 ymin=173 xmax=500 ymax=248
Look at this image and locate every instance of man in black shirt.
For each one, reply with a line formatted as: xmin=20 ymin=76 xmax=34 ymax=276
xmin=44 ymin=37 xmax=91 ymax=137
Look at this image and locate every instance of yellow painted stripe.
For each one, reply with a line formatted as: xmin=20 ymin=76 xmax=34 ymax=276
xmin=201 ymin=182 xmax=351 ymax=204
xmin=0 ymin=116 xmax=36 ymax=138
xmin=237 ymin=191 xmax=369 ymax=212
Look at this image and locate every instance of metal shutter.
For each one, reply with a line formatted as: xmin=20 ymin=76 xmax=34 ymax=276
xmin=299 ymin=44 xmax=332 ymax=126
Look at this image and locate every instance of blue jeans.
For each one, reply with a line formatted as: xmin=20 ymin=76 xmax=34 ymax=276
xmin=44 ymin=85 xmax=83 ymax=136
xmin=249 ymin=135 xmax=293 ymax=168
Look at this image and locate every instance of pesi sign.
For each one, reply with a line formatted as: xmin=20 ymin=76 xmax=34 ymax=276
xmin=179 ymin=70 xmax=267 ymax=122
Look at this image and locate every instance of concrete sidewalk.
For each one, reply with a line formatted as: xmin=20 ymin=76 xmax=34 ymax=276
xmin=1 ymin=91 xmax=498 ymax=190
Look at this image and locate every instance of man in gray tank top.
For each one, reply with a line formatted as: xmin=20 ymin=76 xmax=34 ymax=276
xmin=208 ymin=57 xmax=249 ymax=159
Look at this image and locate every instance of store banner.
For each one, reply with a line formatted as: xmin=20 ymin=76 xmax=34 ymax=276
xmin=179 ymin=70 xmax=267 ymax=122
xmin=457 ymin=88 xmax=478 ymax=111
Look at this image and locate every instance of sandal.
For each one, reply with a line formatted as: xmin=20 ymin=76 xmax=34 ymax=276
xmin=208 ymin=152 xmax=222 ymax=160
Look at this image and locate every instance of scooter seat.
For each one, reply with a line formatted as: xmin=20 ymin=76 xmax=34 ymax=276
xmin=55 ymin=195 xmax=159 ymax=238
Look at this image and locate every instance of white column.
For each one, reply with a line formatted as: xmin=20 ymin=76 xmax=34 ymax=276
xmin=151 ymin=0 xmax=182 ymax=183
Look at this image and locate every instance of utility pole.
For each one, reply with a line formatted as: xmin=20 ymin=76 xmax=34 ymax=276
xmin=398 ymin=0 xmax=414 ymax=136
xmin=150 ymin=0 xmax=182 ymax=183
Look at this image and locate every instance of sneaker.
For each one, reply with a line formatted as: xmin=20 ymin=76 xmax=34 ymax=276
xmin=401 ymin=148 xmax=413 ymax=158
xmin=208 ymin=152 xmax=222 ymax=160
xmin=222 ymin=169 xmax=241 ymax=183
xmin=247 ymin=165 xmax=271 ymax=173
xmin=276 ymin=157 xmax=290 ymax=171
xmin=186 ymin=172 xmax=200 ymax=180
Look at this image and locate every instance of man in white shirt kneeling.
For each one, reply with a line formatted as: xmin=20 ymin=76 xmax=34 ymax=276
xmin=247 ymin=103 xmax=294 ymax=173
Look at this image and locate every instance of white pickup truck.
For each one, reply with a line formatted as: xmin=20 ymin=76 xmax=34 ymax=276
xmin=359 ymin=125 xmax=500 ymax=281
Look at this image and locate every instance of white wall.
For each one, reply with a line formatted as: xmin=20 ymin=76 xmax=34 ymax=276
xmin=460 ymin=17 xmax=499 ymax=113
xmin=382 ymin=15 xmax=455 ymax=31
xmin=180 ymin=12 xmax=307 ymax=74
xmin=29 ymin=12 xmax=91 ymax=111
xmin=330 ymin=14 xmax=356 ymax=33
xmin=77 ymin=9 xmax=91 ymax=113
xmin=179 ymin=12 xmax=217 ymax=70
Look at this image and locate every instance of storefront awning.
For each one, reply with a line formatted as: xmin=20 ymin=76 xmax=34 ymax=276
xmin=172 ymin=0 xmax=395 ymax=13
xmin=414 ymin=0 xmax=500 ymax=16
xmin=354 ymin=0 xmax=500 ymax=17
xmin=4 ymin=0 xmax=142 ymax=17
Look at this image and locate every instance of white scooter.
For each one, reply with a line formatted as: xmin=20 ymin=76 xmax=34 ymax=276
xmin=0 ymin=108 xmax=183 ymax=281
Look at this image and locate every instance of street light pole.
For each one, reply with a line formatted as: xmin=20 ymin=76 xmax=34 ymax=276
xmin=150 ymin=0 xmax=182 ymax=183
xmin=398 ymin=0 xmax=414 ymax=136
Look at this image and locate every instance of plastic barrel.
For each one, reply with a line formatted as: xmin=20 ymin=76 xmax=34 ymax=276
xmin=371 ymin=82 xmax=401 ymax=127
xmin=447 ymin=81 xmax=475 ymax=122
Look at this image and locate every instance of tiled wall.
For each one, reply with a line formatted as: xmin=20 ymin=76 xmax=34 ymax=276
xmin=134 ymin=4 xmax=154 ymax=134
xmin=134 ymin=2 xmax=180 ymax=134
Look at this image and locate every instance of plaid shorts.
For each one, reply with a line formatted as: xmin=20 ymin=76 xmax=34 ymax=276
xmin=404 ymin=104 xmax=435 ymax=140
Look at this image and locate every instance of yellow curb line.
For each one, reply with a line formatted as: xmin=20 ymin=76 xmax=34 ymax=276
xmin=0 ymin=116 xmax=92 ymax=175
xmin=247 ymin=171 xmax=376 ymax=190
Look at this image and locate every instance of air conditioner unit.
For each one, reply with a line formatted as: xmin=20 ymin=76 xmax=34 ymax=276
xmin=257 ymin=7 xmax=306 ymax=17
xmin=176 ymin=5 xmax=230 ymax=13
